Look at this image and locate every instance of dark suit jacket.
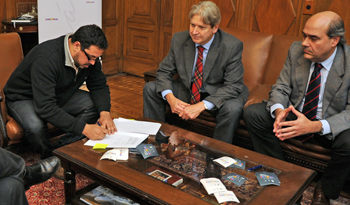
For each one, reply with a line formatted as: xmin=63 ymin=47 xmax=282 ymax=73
xmin=155 ymin=28 xmax=248 ymax=109
xmin=267 ymin=41 xmax=350 ymax=139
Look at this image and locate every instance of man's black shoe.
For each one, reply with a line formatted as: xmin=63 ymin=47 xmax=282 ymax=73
xmin=311 ymin=182 xmax=330 ymax=205
xmin=23 ymin=156 xmax=60 ymax=190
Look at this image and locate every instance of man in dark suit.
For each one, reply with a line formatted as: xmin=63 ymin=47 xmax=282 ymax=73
xmin=143 ymin=1 xmax=248 ymax=144
xmin=243 ymin=11 xmax=350 ymax=205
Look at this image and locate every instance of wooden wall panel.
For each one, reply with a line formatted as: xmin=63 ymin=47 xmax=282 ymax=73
xmin=211 ymin=0 xmax=235 ymax=28
xmin=172 ymin=0 xmax=199 ymax=34
xmin=234 ymin=0 xmax=254 ymax=31
xmin=102 ymin=0 xmax=123 ymax=75
xmin=159 ymin=0 xmax=173 ymax=60
xmin=172 ymin=0 xmax=350 ymax=43
xmin=0 ymin=1 xmax=5 ymax=33
xmin=122 ymin=0 xmax=174 ymax=77
xmin=125 ymin=0 xmax=158 ymax=25
xmin=125 ymin=23 xmax=157 ymax=60
xmin=327 ymin=0 xmax=350 ymax=42
xmin=254 ymin=0 xmax=296 ymax=35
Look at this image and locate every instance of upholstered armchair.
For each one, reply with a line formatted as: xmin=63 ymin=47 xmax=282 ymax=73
xmin=0 ymin=32 xmax=25 ymax=147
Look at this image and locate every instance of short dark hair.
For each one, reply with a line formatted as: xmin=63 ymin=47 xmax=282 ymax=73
xmin=71 ymin=24 xmax=108 ymax=50
xmin=327 ymin=16 xmax=346 ymax=45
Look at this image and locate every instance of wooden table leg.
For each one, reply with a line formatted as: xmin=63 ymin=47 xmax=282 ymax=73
xmin=62 ymin=161 xmax=76 ymax=205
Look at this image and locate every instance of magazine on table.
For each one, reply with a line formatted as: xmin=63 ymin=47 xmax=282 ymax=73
xmin=80 ymin=185 xmax=140 ymax=205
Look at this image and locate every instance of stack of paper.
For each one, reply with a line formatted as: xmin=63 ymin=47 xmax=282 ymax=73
xmin=84 ymin=118 xmax=161 ymax=148
xmin=200 ymin=178 xmax=240 ymax=203
xmin=113 ymin=118 xmax=161 ymax=135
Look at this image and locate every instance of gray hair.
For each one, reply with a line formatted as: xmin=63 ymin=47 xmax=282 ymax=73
xmin=327 ymin=16 xmax=346 ymax=45
xmin=188 ymin=1 xmax=221 ymax=28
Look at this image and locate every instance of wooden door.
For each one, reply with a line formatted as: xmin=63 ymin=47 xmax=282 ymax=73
xmin=123 ymin=0 xmax=173 ymax=77
xmin=102 ymin=0 xmax=124 ymax=75
xmin=123 ymin=0 xmax=160 ymax=76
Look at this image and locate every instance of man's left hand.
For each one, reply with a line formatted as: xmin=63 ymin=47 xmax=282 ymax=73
xmin=98 ymin=111 xmax=117 ymax=135
xmin=275 ymin=106 xmax=322 ymax=140
xmin=179 ymin=102 xmax=206 ymax=120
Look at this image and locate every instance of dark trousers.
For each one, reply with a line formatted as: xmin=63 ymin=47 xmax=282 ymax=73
xmin=6 ymin=90 xmax=99 ymax=159
xmin=143 ymin=81 xmax=245 ymax=144
xmin=243 ymin=102 xmax=350 ymax=199
xmin=0 ymin=147 xmax=28 ymax=205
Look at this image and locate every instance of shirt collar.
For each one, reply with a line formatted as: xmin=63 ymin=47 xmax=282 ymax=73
xmin=195 ymin=34 xmax=215 ymax=50
xmin=312 ymin=47 xmax=337 ymax=72
xmin=64 ymin=33 xmax=76 ymax=69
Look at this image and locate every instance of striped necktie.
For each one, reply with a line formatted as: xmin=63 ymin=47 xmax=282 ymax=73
xmin=300 ymin=62 xmax=322 ymax=142
xmin=191 ymin=46 xmax=204 ymax=104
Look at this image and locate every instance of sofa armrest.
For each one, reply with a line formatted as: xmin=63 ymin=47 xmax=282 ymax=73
xmin=244 ymin=84 xmax=272 ymax=108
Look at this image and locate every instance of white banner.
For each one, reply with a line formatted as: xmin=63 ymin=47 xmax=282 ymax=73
xmin=38 ymin=0 xmax=102 ymax=44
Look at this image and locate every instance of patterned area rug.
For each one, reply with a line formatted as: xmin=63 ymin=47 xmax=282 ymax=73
xmin=18 ymin=150 xmax=94 ymax=204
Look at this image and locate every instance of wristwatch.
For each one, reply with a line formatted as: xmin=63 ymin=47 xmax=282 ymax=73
xmin=203 ymin=103 xmax=208 ymax=110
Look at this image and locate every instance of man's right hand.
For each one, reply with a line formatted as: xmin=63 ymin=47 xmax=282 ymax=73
xmin=273 ymin=106 xmax=293 ymax=134
xmin=165 ymin=93 xmax=190 ymax=114
xmin=82 ymin=124 xmax=108 ymax=140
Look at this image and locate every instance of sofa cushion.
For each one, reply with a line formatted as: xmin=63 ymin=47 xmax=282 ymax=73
xmin=262 ymin=34 xmax=302 ymax=84
xmin=221 ymin=28 xmax=273 ymax=91
xmin=244 ymin=84 xmax=271 ymax=108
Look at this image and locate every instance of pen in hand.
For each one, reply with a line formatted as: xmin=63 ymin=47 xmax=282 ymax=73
xmin=247 ymin=165 xmax=263 ymax=171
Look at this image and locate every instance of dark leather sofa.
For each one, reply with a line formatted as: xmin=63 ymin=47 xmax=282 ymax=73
xmin=162 ymin=28 xmax=332 ymax=173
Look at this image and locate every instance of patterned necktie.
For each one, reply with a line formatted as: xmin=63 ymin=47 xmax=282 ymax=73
xmin=300 ymin=63 xmax=322 ymax=142
xmin=191 ymin=46 xmax=204 ymax=104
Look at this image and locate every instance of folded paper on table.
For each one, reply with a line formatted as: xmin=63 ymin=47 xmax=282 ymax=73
xmin=84 ymin=132 xmax=148 ymax=148
xmin=214 ymin=191 xmax=240 ymax=204
xmin=100 ymin=148 xmax=129 ymax=161
xmin=200 ymin=178 xmax=227 ymax=195
xmin=113 ymin=118 xmax=161 ymax=135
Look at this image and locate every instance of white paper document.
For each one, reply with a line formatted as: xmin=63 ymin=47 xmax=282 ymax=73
xmin=100 ymin=148 xmax=129 ymax=161
xmin=214 ymin=191 xmax=240 ymax=204
xmin=84 ymin=132 xmax=148 ymax=148
xmin=213 ymin=156 xmax=237 ymax=168
xmin=200 ymin=178 xmax=227 ymax=195
xmin=113 ymin=118 xmax=161 ymax=135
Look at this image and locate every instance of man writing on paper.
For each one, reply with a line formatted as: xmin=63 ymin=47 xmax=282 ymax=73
xmin=143 ymin=1 xmax=248 ymax=144
xmin=4 ymin=25 xmax=117 ymax=160
xmin=244 ymin=11 xmax=350 ymax=204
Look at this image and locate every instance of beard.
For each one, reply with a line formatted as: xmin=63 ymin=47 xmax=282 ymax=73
xmin=73 ymin=56 xmax=91 ymax=69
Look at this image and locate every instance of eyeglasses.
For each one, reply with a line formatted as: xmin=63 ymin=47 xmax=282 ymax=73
xmin=82 ymin=48 xmax=103 ymax=63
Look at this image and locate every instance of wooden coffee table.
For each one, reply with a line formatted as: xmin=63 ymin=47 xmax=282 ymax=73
xmin=53 ymin=117 xmax=316 ymax=205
